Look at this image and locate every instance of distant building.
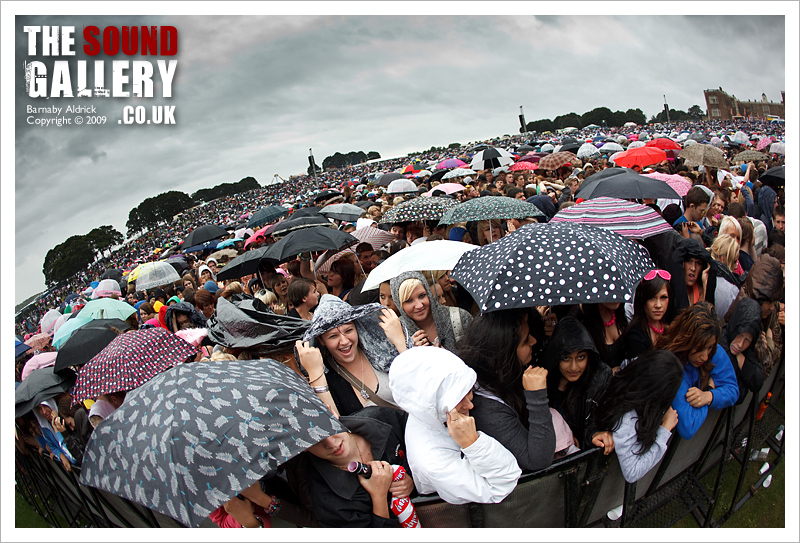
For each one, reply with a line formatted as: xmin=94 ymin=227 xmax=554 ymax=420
xmin=703 ymin=87 xmax=785 ymax=121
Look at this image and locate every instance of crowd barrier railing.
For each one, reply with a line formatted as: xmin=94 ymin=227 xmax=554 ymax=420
xmin=15 ymin=360 xmax=784 ymax=529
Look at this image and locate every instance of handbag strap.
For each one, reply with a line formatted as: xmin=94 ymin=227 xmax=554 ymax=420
xmin=330 ymin=360 xmax=396 ymax=409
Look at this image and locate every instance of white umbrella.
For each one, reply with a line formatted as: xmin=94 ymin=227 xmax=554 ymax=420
xmin=442 ymin=168 xmax=476 ymax=180
xmin=135 ymin=261 xmax=182 ymax=291
xmin=769 ymin=142 xmax=785 ymax=155
xmin=540 ymin=143 xmax=555 ymax=153
xmin=414 ymin=170 xmax=432 ymax=178
xmin=577 ymin=142 xmax=601 ymax=160
xmin=600 ymin=142 xmax=624 ymax=153
xmin=683 ymin=139 xmax=698 ymax=147
xmin=623 ymin=122 xmax=638 ymax=128
xmin=362 ymin=240 xmax=479 ymax=291
xmin=626 ymin=141 xmax=646 ymax=149
xmin=608 ymin=151 xmax=625 ymax=164
xmin=386 ymin=179 xmax=418 ymax=194
xmin=732 ymin=131 xmax=750 ymax=145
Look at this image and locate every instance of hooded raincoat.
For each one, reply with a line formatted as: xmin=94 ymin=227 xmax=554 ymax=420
xmin=540 ymin=316 xmax=612 ymax=448
xmin=720 ymin=298 xmax=764 ymax=404
xmin=389 ymin=347 xmax=521 ymax=504
xmin=390 ymin=271 xmax=473 ymax=353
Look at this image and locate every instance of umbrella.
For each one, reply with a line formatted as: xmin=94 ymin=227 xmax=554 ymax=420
xmin=362 ymin=240 xmax=479 ymax=291
xmin=53 ymin=325 xmax=121 ymax=372
xmin=20 ymin=352 xmax=58 ymax=381
xmin=215 ymin=246 xmax=277 ymax=281
xmin=645 ymin=138 xmax=681 ymax=151
xmin=414 ymin=169 xmax=433 ymax=179
xmin=350 ymin=227 xmax=396 ymax=251
xmin=182 ymin=225 xmax=228 ymax=248
xmin=732 ymin=131 xmax=750 ymax=145
xmin=71 ymin=327 xmax=198 ymax=402
xmin=52 ymin=315 xmax=131 ymax=351
xmin=386 ymin=179 xmax=418 ymax=194
xmin=290 ymin=206 xmax=325 ymax=218
xmin=576 ymin=142 xmax=600 ymax=160
xmin=100 ymin=269 xmax=124 ymax=282
xmin=515 ymin=154 xmax=541 ymax=164
xmin=439 ymin=196 xmax=545 ymax=225
xmin=611 ymin=147 xmax=667 ymax=169
xmin=769 ymin=142 xmax=785 ymax=155
xmin=759 ymin=165 xmax=785 ymax=189
xmin=679 ymin=143 xmax=728 ymax=168
xmin=509 ymin=161 xmax=538 ymax=171
xmin=436 ymin=158 xmax=467 ymax=170
xmin=92 ymin=278 xmax=124 ymax=299
xmin=79 ymin=358 xmax=346 ymax=527
xmin=135 ymin=261 xmax=182 ymax=291
xmin=427 ymin=169 xmax=449 ymax=184
xmin=470 ymin=147 xmax=515 ymax=171
xmin=78 ymin=298 xmax=137 ymax=321
xmin=319 ymin=203 xmax=367 ymax=222
xmin=271 ymin=214 xmax=332 ymax=238
xmin=540 ymin=143 xmax=555 ymax=153
xmin=599 ymin=142 xmax=624 ymax=153
xmin=756 ymin=137 xmax=774 ymax=151
xmin=537 ymin=151 xmax=578 ymax=171
xmin=442 ymin=168 xmax=476 ymax=180
xmin=164 ymin=255 xmax=190 ymax=274
xmin=376 ymin=172 xmax=405 ymax=187
xmin=263 ymin=226 xmax=358 ymax=264
xmin=575 ymin=168 xmax=681 ymax=200
xmin=378 ymin=197 xmax=459 ymax=224
xmin=688 ymin=131 xmax=706 ymax=142
xmin=40 ymin=309 xmax=62 ymax=336
xmin=626 ymin=141 xmax=646 ymax=150
xmin=313 ymin=190 xmax=343 ymax=204
xmin=182 ymin=241 xmax=219 ymax=253
xmin=642 ymin=172 xmax=693 ymax=197
xmin=423 ymin=183 xmax=466 ymax=197
xmin=550 ymin=197 xmax=673 ymax=239
xmin=15 ymin=338 xmax=31 ymax=358
xmin=682 ymin=139 xmax=698 ymax=148
xmin=450 ymin=222 xmax=654 ymax=313
xmin=25 ymin=333 xmax=52 ymax=351
xmin=401 ymin=163 xmax=425 ymax=174
xmin=207 ymin=248 xmax=239 ymax=263
xmin=15 ymin=366 xmax=76 ymax=418
xmin=247 ymin=205 xmax=289 ymax=228
xmin=557 ymin=142 xmax=581 ymax=154
xmin=733 ymin=150 xmax=768 ymax=162
xmin=207 ymin=297 xmax=310 ymax=351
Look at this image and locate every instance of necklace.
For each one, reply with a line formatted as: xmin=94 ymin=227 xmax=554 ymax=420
xmin=335 ymin=433 xmax=367 ymax=471
xmin=648 ymin=320 xmax=664 ymax=334
xmin=601 ymin=312 xmax=616 ymax=327
xmin=358 ymin=351 xmax=369 ymax=400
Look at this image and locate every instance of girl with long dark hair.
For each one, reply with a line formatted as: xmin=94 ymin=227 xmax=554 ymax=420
xmin=622 ymin=270 xmax=674 ymax=362
xmin=594 ymin=350 xmax=683 ymax=483
xmin=456 ymin=309 xmax=556 ymax=471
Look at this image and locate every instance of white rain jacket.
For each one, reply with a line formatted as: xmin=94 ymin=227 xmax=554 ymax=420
xmin=389 ymin=347 xmax=521 ymax=505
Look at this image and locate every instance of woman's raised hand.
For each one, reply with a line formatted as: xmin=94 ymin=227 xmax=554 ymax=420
xmin=411 ymin=329 xmax=430 ymax=347
xmin=446 ymin=408 xmax=478 ymax=449
xmin=358 ymin=460 xmax=394 ymax=497
xmin=522 ymin=366 xmax=547 ymax=391
xmin=295 ymin=340 xmax=324 ymax=378
xmin=378 ymin=308 xmax=407 ymax=353
xmin=661 ymin=406 xmax=679 ymax=432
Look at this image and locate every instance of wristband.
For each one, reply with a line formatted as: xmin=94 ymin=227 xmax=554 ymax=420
xmin=708 ymin=389 xmax=714 ymax=407
xmin=267 ymin=497 xmax=281 ymax=517
xmin=309 ymin=373 xmax=324 ymax=384
xmin=312 ymin=385 xmax=329 ymax=393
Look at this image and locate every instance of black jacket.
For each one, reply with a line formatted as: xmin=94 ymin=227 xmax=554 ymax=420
xmin=720 ymin=298 xmax=763 ymax=404
xmin=540 ymin=316 xmax=612 ymax=448
xmin=307 ymin=407 xmax=411 ymax=527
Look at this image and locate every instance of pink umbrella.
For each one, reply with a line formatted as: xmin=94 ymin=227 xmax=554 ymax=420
xmin=756 ymin=137 xmax=774 ymax=151
xmin=423 ymin=183 xmax=466 ymax=196
xmin=21 ymin=352 xmax=58 ymax=380
xmin=510 ymin=161 xmax=538 ymax=171
xmin=436 ymin=158 xmax=467 ymax=170
xmin=642 ymin=172 xmax=693 ymax=197
xmin=25 ymin=333 xmax=53 ymax=351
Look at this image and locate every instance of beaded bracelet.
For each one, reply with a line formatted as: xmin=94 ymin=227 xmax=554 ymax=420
xmin=267 ymin=497 xmax=281 ymax=517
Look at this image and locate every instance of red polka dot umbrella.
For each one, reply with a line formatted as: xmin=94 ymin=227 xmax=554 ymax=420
xmin=72 ymin=327 xmax=198 ymax=402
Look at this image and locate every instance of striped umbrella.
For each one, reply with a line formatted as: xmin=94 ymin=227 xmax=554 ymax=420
xmin=642 ymin=172 xmax=693 ymax=197
xmin=550 ymin=197 xmax=673 ymax=239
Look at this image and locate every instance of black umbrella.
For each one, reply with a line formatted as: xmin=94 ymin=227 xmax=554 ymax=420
xmin=575 ymin=168 xmax=681 ymax=200
xmin=247 ymin=205 xmax=289 ymax=228
xmin=263 ymin=226 xmax=357 ymax=263
xmin=450 ymin=222 xmax=654 ymax=312
xmin=375 ymin=172 xmax=405 ymax=187
xmin=15 ymin=366 xmax=76 ymax=418
xmin=215 ymin=246 xmax=277 ymax=281
xmin=100 ymin=268 xmax=124 ymax=282
xmin=313 ymin=190 xmax=342 ymax=203
xmin=516 ymin=144 xmax=535 ymax=154
xmin=207 ymin=297 xmax=310 ymax=351
xmin=53 ymin=325 xmax=121 ymax=372
xmin=182 ymin=225 xmax=228 ymax=248
xmin=79 ymin=358 xmax=346 ymax=527
xmin=290 ymin=206 xmax=324 ymax=218
xmin=759 ymin=165 xmax=784 ymax=189
xmin=558 ymin=142 xmax=581 ymax=154
xmin=427 ymin=169 xmax=449 ymax=184
xmin=271 ymin=214 xmax=333 ymax=238
xmin=561 ymin=136 xmax=579 ymax=145
xmin=354 ymin=200 xmax=374 ymax=209
xmin=165 ymin=255 xmax=190 ymax=274
xmin=469 ymin=147 xmax=515 ymax=171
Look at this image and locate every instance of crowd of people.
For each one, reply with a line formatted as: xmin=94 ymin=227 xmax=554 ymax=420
xmin=14 ymin=117 xmax=786 ymax=528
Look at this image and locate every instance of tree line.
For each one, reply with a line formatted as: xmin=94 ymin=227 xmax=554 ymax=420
xmin=43 ymin=226 xmax=123 ymax=285
xmin=523 ymin=105 xmax=705 ymax=133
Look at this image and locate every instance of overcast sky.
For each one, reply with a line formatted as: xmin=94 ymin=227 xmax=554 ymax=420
xmin=6 ymin=8 xmax=793 ymax=305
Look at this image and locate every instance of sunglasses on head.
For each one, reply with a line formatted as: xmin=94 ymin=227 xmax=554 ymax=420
xmin=643 ymin=269 xmax=671 ymax=281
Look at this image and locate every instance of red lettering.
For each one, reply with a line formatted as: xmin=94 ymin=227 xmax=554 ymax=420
xmin=121 ymin=26 xmax=138 ymax=55
xmin=141 ymin=26 xmax=158 ymax=55
xmin=103 ymin=26 xmax=120 ymax=55
xmin=162 ymin=26 xmax=178 ymax=55
xmin=83 ymin=25 xmax=101 ymax=55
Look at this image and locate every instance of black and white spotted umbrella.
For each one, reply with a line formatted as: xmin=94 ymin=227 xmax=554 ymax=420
xmin=79 ymin=358 xmax=346 ymax=527
xmin=450 ymin=222 xmax=654 ymax=312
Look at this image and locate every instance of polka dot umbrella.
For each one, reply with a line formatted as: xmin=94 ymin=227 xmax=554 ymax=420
xmin=378 ymin=196 xmax=459 ymax=224
xmin=438 ymin=196 xmax=545 ymax=225
xmin=71 ymin=327 xmax=198 ymax=402
xmin=450 ymin=222 xmax=654 ymax=313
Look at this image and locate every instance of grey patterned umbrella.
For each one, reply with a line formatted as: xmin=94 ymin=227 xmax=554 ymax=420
xmin=79 ymin=358 xmax=346 ymax=527
xmin=679 ymin=143 xmax=728 ymax=168
xmin=247 ymin=205 xmax=289 ymax=228
xmin=438 ymin=195 xmax=545 ymax=225
xmin=451 ymin=222 xmax=654 ymax=312
xmin=378 ymin=196 xmax=459 ymax=224
xmin=319 ymin=202 xmax=367 ymax=222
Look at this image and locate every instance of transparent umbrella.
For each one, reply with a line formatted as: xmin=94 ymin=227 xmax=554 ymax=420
xmin=135 ymin=261 xmax=182 ymax=291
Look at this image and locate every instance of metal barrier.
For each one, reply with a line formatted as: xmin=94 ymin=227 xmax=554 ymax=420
xmin=15 ymin=360 xmax=784 ymax=528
